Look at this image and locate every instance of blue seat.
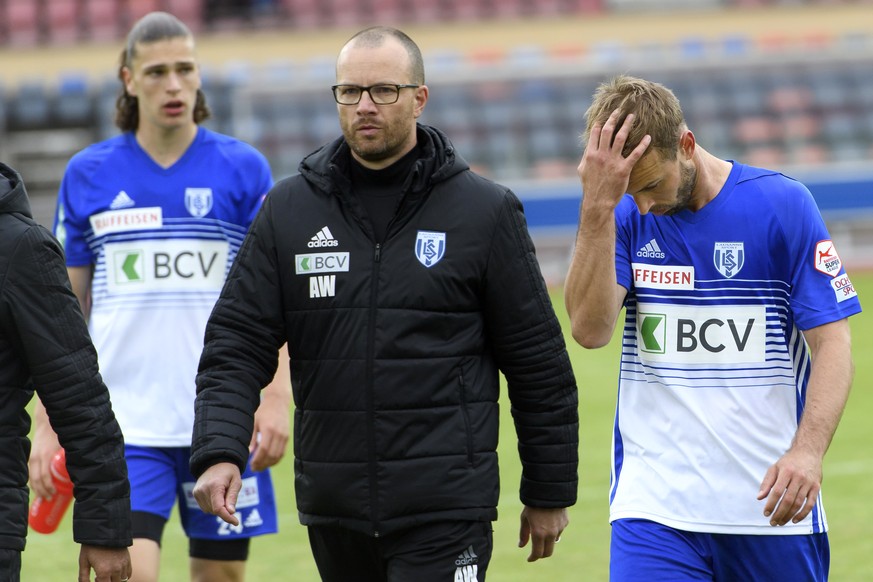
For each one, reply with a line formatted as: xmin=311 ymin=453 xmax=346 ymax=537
xmin=7 ymin=81 xmax=52 ymax=130
xmin=55 ymin=74 xmax=95 ymax=127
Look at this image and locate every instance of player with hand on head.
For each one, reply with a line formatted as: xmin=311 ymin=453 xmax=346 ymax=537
xmin=564 ymin=74 xmax=861 ymax=581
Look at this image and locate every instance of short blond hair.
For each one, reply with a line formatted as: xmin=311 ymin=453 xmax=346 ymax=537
xmin=583 ymin=75 xmax=685 ymax=160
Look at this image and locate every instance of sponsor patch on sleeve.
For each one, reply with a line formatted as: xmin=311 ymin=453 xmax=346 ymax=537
xmin=814 ymin=240 xmax=842 ymax=277
xmin=632 ymin=263 xmax=695 ymax=289
xmin=830 ymin=274 xmax=857 ymax=303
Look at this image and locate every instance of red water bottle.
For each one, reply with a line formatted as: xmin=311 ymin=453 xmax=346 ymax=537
xmin=28 ymin=448 xmax=73 ymax=534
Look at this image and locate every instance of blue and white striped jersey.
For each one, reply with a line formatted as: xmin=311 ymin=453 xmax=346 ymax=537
xmin=609 ymin=161 xmax=861 ymax=535
xmin=55 ymin=127 xmax=272 ymax=446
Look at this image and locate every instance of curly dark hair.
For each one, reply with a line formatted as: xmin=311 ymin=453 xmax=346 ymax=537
xmin=115 ymin=11 xmax=211 ymax=132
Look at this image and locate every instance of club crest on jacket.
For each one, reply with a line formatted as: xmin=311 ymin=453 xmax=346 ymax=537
xmin=415 ymin=231 xmax=446 ymax=268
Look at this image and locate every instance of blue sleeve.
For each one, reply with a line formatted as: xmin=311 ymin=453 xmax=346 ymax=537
xmin=614 ymin=196 xmax=635 ymax=292
xmin=54 ymin=156 xmax=94 ymax=267
xmin=780 ymin=180 xmax=862 ymax=330
xmin=245 ymin=151 xmax=273 ymax=226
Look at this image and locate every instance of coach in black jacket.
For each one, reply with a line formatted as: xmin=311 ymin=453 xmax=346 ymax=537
xmin=191 ymin=27 xmax=578 ymax=580
xmin=0 ymin=163 xmax=131 ymax=580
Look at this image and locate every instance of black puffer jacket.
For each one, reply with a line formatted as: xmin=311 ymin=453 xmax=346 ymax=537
xmin=0 ymin=163 xmax=131 ymax=551
xmin=192 ymin=125 xmax=578 ymax=535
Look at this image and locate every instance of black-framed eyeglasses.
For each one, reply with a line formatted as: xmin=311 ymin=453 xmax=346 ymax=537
xmin=331 ymin=84 xmax=420 ymax=105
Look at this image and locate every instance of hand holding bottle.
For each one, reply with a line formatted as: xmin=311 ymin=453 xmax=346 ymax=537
xmin=29 ymin=448 xmax=73 ymax=534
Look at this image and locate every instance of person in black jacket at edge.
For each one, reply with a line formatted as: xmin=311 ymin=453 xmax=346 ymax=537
xmin=189 ymin=26 xmax=579 ymax=581
xmin=0 ymin=163 xmax=132 ymax=582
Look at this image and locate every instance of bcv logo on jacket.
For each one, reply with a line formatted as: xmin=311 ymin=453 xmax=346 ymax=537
xmin=415 ymin=231 xmax=446 ymax=268
xmin=302 ymin=227 xmax=344 ymax=298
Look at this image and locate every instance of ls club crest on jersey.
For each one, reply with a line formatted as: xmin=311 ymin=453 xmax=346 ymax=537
xmin=415 ymin=231 xmax=446 ymax=268
xmin=713 ymin=242 xmax=744 ymax=278
xmin=185 ymin=188 xmax=213 ymax=218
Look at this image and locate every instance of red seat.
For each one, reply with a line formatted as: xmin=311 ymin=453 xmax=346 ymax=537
xmin=322 ymin=0 xmax=362 ymax=27
xmin=4 ymin=0 xmax=40 ymax=46
xmin=282 ymin=0 xmax=323 ymax=28
xmin=83 ymin=0 xmax=121 ymax=42
xmin=45 ymin=0 xmax=81 ymax=45
xmin=164 ymin=0 xmax=205 ymax=31
xmin=127 ymin=0 xmax=162 ymax=24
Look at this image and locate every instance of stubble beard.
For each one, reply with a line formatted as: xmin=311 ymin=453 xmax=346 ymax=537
xmin=662 ymin=164 xmax=698 ymax=216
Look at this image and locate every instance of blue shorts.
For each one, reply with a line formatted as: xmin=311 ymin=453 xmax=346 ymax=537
xmin=126 ymin=445 xmax=278 ymax=540
xmin=611 ymin=518 xmax=830 ymax=581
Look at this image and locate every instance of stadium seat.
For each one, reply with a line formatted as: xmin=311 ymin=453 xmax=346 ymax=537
xmin=767 ymin=85 xmax=813 ymax=115
xmin=466 ymin=47 xmax=506 ymax=68
xmin=491 ymin=0 xmax=525 ymax=19
xmin=790 ymin=143 xmax=829 ymax=166
xmin=809 ymin=71 xmax=851 ymax=111
xmin=54 ymin=73 xmax=95 ymax=127
xmin=780 ymin=113 xmax=822 ymax=142
xmin=678 ymin=36 xmax=708 ymax=59
xmin=550 ymin=41 xmax=587 ymax=61
xmin=282 ymin=0 xmax=323 ymax=28
xmin=744 ymin=145 xmax=785 ymax=168
xmin=721 ymin=34 xmax=752 ymax=57
xmin=322 ymin=0 xmax=364 ymax=27
xmin=4 ymin=0 xmax=40 ymax=46
xmin=83 ymin=0 xmax=121 ymax=42
xmin=734 ymin=116 xmax=780 ymax=147
xmin=6 ymin=81 xmax=53 ymax=131
xmin=442 ymin=0 xmax=484 ymax=21
xmin=566 ymin=0 xmax=604 ymax=13
xmin=406 ymin=0 xmax=440 ymax=24
xmin=822 ymin=112 xmax=860 ymax=144
xmin=530 ymin=0 xmax=566 ymax=16
xmin=127 ymin=0 xmax=162 ymax=25
xmin=45 ymin=0 xmax=81 ymax=45
xmin=164 ymin=0 xmax=205 ymax=31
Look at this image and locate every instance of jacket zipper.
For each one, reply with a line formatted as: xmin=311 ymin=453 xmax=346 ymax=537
xmin=367 ymin=243 xmax=382 ymax=537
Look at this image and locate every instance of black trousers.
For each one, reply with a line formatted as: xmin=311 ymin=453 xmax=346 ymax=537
xmin=308 ymin=520 xmax=493 ymax=582
xmin=0 ymin=549 xmax=21 ymax=582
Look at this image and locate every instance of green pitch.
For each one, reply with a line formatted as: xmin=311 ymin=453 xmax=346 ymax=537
xmin=22 ymin=273 xmax=873 ymax=581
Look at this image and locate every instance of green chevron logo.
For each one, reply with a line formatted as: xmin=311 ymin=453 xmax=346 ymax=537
xmin=116 ymin=250 xmax=143 ymax=283
xmin=639 ymin=312 xmax=666 ymax=354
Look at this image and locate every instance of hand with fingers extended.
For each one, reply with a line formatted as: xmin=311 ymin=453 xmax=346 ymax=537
xmin=757 ymin=447 xmax=823 ymax=526
xmin=192 ymin=462 xmax=242 ymax=526
xmin=518 ymin=506 xmax=569 ymax=562
xmin=579 ymin=108 xmax=652 ymax=209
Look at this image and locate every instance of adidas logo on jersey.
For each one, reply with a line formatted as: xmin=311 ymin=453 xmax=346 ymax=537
xmin=243 ymin=509 xmax=263 ymax=528
xmin=109 ymin=190 xmax=135 ymax=209
xmin=308 ymin=226 xmax=339 ymax=248
xmin=637 ymin=238 xmax=665 ymax=259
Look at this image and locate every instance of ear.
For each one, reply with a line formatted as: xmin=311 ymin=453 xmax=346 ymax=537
xmin=121 ymin=66 xmax=136 ymax=97
xmin=679 ymin=129 xmax=696 ymax=160
xmin=412 ymin=84 xmax=429 ymax=119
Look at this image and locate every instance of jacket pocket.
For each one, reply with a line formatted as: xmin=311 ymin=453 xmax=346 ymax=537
xmin=457 ymin=368 xmax=474 ymax=467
